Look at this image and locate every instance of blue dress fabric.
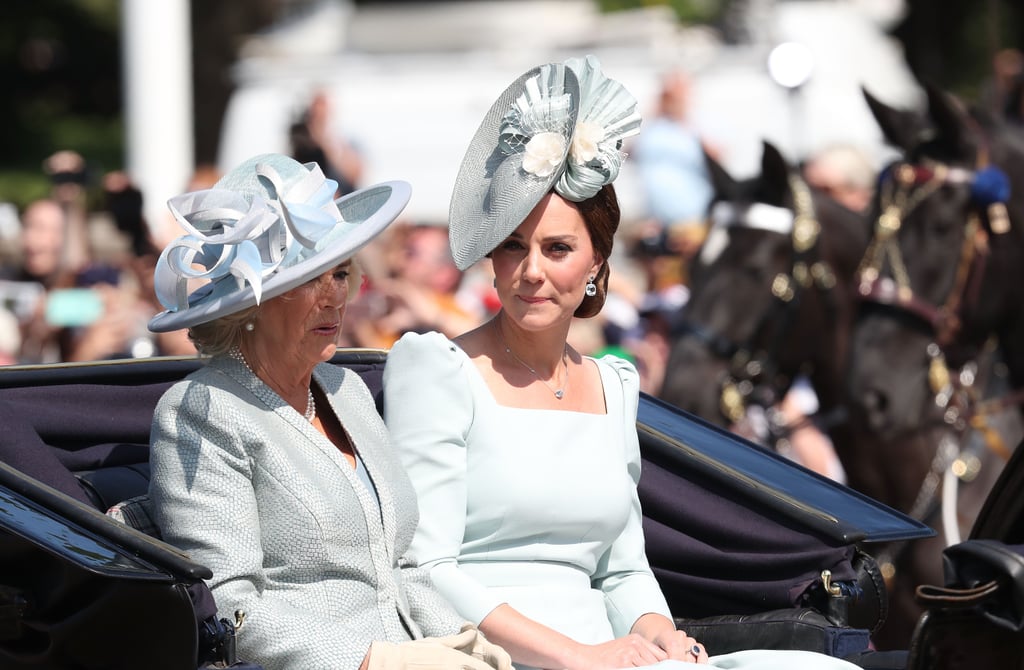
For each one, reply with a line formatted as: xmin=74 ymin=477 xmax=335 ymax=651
xmin=384 ymin=332 xmax=861 ymax=670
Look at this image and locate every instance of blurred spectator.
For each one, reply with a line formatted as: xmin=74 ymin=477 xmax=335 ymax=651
xmin=802 ymin=144 xmax=876 ymax=214
xmin=0 ymin=307 xmax=20 ymax=365
xmin=631 ymin=69 xmax=716 ymax=242
xmin=100 ymin=171 xmax=196 ymax=358
xmin=774 ymin=378 xmax=847 ymax=483
xmin=13 ymin=197 xmax=77 ymax=362
xmin=18 ymin=199 xmax=71 ymax=287
xmin=979 ymin=47 xmax=1024 ymax=117
xmin=350 ymin=223 xmax=483 ymax=348
xmin=1006 ymin=70 xmax=1024 ymax=126
xmin=289 ymin=89 xmax=364 ymax=197
xmin=41 ymin=150 xmax=92 ymax=276
xmin=12 ymin=164 xmax=200 ymax=364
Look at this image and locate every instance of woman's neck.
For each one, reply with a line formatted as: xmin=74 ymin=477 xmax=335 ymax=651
xmin=493 ymin=314 xmax=570 ymax=377
xmin=237 ymin=342 xmax=314 ymax=409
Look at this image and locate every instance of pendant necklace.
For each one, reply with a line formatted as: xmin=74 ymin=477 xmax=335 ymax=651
xmin=498 ymin=323 xmax=568 ymax=400
xmin=229 ymin=348 xmax=317 ymax=422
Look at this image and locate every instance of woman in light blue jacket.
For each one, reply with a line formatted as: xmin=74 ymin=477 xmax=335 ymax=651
xmin=146 ymin=153 xmax=508 ymax=670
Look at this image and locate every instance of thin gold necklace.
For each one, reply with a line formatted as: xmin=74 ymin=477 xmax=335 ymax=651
xmin=498 ymin=323 xmax=568 ymax=400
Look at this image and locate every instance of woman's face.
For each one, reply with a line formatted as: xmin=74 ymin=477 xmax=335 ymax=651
xmin=250 ymin=261 xmax=353 ymax=370
xmin=490 ymin=193 xmax=601 ymax=332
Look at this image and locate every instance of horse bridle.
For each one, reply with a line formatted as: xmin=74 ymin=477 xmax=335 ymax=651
xmin=677 ymin=175 xmax=839 ymax=433
xmin=856 ymin=161 xmax=999 ymax=348
xmin=856 ymin=156 xmax=1016 ymax=578
xmin=855 ymin=157 xmax=1014 ymax=435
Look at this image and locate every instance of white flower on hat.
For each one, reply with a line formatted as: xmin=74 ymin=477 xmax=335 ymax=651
xmin=522 ymin=132 xmax=567 ymax=177
xmin=570 ymin=121 xmax=605 ymax=164
xmin=496 ymin=56 xmax=640 ymax=202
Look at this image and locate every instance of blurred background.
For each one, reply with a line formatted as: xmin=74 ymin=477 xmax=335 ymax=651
xmin=1 ymin=0 xmax=1022 ymax=219
xmin=0 ymin=0 xmax=1021 ymax=368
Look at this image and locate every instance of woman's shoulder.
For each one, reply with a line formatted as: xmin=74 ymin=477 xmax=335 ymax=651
xmin=384 ymin=331 xmax=475 ymax=417
xmin=153 ymin=363 xmax=246 ymax=425
xmin=593 ymin=352 xmax=639 ymax=386
xmin=387 ymin=331 xmax=468 ymax=371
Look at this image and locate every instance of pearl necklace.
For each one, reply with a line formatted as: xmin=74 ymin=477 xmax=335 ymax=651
xmin=228 ymin=348 xmax=316 ymax=422
xmin=497 ymin=324 xmax=567 ymax=400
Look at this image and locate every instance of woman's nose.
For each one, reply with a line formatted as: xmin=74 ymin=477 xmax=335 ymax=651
xmin=319 ymin=277 xmax=348 ymax=307
xmin=521 ymin=250 xmax=544 ymax=283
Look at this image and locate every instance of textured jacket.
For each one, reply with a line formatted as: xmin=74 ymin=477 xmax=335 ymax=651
xmin=149 ymin=355 xmax=462 ymax=670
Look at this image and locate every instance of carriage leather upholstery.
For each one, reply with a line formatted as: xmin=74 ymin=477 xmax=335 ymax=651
xmin=0 ymin=353 xmax=903 ymax=667
xmin=675 ymin=607 xmax=869 ymax=657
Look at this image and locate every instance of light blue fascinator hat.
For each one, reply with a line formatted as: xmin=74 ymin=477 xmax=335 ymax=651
xmin=448 ymin=54 xmax=642 ymax=270
xmin=148 ymin=153 xmax=410 ymax=332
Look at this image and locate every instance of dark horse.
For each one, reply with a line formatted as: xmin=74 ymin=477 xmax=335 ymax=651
xmin=660 ymin=141 xmax=868 ymax=461
xmin=844 ymin=85 xmax=1024 ymax=649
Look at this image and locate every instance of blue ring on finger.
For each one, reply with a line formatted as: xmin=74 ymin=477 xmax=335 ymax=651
xmin=691 ymin=644 xmax=702 ymax=657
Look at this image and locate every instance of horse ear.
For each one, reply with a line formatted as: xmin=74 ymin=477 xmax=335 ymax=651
xmin=759 ymin=141 xmax=790 ymax=205
xmin=923 ymin=83 xmax=973 ymax=160
xmin=704 ymin=147 xmax=737 ymax=200
xmin=864 ymin=86 xmax=924 ymax=152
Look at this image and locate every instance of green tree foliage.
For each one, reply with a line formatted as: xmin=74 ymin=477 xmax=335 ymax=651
xmin=0 ymin=0 xmax=122 ymax=208
xmin=597 ymin=0 xmax=723 ymax=24
xmin=894 ymin=0 xmax=1023 ymax=101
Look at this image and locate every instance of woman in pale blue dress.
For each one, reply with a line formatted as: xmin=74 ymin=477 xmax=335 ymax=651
xmin=383 ymin=57 xmax=865 ymax=670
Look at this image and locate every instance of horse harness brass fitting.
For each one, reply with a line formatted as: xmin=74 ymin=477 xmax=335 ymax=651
xmin=857 ymin=160 xmax=990 ymax=348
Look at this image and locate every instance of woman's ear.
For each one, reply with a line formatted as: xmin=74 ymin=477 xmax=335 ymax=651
xmin=591 ymin=255 xmax=604 ymax=278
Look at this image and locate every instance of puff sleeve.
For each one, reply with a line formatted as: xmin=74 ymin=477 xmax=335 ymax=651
xmin=383 ymin=332 xmax=506 ymax=624
xmin=592 ymin=355 xmax=673 ymax=636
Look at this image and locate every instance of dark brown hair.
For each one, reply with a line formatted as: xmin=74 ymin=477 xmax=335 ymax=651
xmin=573 ymin=183 xmax=619 ymax=318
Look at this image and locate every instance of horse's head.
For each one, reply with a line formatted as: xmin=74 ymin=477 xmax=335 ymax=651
xmin=661 ymin=142 xmax=867 ymax=439
xmin=848 ymin=85 xmax=1024 ymax=440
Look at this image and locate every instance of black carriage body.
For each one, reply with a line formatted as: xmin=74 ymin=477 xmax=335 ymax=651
xmin=0 ymin=351 xmax=934 ymax=669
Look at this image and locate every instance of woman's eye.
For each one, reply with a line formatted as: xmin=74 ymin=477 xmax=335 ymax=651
xmin=500 ymin=240 xmax=524 ymax=251
xmin=333 ymin=270 xmax=350 ymax=280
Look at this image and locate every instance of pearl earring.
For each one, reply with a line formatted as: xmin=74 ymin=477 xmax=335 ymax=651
xmin=585 ymin=276 xmax=597 ymax=297
xmin=245 ymin=322 xmax=255 ymax=332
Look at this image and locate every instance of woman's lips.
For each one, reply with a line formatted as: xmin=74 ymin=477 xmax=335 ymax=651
xmin=517 ymin=295 xmax=548 ymax=304
xmin=313 ymin=323 xmax=339 ymax=335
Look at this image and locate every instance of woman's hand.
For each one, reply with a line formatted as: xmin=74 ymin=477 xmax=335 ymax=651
xmin=649 ymin=628 xmax=709 ymax=664
xmin=631 ymin=613 xmax=709 ymax=664
xmin=565 ymin=634 xmax=669 ymax=669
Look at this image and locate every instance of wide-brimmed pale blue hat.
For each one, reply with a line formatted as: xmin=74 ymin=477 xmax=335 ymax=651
xmin=448 ymin=55 xmax=642 ymax=271
xmin=149 ymin=153 xmax=410 ymax=332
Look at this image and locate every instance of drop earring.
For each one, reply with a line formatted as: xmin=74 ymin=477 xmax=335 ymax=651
xmin=585 ymin=276 xmax=597 ymax=297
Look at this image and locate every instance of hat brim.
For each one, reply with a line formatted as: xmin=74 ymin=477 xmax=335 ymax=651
xmin=148 ymin=180 xmax=411 ymax=332
xmin=448 ymin=64 xmax=580 ymax=270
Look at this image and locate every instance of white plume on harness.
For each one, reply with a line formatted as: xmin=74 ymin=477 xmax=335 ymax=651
xmin=699 ymin=201 xmax=795 ymax=265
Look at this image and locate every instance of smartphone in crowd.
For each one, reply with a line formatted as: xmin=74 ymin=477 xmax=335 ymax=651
xmin=45 ymin=288 xmax=104 ymax=327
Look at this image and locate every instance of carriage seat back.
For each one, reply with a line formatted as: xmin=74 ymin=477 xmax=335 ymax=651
xmin=0 ymin=355 xmax=387 ymax=515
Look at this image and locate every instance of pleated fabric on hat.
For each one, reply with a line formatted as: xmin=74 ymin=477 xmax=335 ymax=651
xmin=448 ymin=55 xmax=641 ymax=271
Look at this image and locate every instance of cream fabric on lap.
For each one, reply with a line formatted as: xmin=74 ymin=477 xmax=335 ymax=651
xmin=632 ymin=649 xmax=863 ymax=668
